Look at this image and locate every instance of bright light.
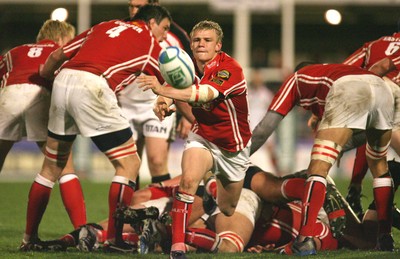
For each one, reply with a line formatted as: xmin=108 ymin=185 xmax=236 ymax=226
xmin=325 ymin=9 xmax=342 ymax=25
xmin=51 ymin=8 xmax=68 ymax=21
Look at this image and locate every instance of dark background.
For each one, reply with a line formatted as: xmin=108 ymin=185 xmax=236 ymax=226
xmin=0 ymin=2 xmax=399 ymax=66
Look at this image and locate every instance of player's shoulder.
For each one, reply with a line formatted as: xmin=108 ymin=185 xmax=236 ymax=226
xmin=219 ymin=52 xmax=243 ymax=70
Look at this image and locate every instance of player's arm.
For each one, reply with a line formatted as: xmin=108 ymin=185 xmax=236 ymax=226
xmin=39 ymin=48 xmax=68 ymax=80
xmin=250 ymin=111 xmax=284 ymax=155
xmin=369 ymin=57 xmax=397 ymax=77
xmin=137 ymin=74 xmax=219 ymax=104
xmin=342 ymin=130 xmax=366 ymax=153
xmin=175 ymin=100 xmax=195 ymax=123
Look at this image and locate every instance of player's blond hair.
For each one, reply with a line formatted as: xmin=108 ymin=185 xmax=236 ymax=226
xmin=65 ymin=22 xmax=76 ymax=40
xmin=36 ymin=19 xmax=75 ymax=43
xmin=190 ymin=20 xmax=224 ymax=43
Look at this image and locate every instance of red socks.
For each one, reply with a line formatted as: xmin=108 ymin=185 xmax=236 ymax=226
xmin=107 ymin=176 xmax=135 ymax=242
xmin=373 ymin=176 xmax=394 ymax=234
xmin=300 ymin=175 xmax=327 ymax=237
xmin=205 ymin=177 xmax=217 ymax=198
xmin=185 ymin=227 xmax=221 ymax=252
xmin=281 ymin=178 xmax=305 ymax=200
xmin=59 ymin=174 xmax=86 ymax=229
xmin=25 ymin=174 xmax=55 ymax=239
xmin=171 ymin=191 xmax=194 ymax=252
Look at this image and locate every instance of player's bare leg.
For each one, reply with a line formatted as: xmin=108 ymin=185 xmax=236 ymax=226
xmin=22 ymin=136 xmax=73 ymax=248
xmin=170 ymin=147 xmax=213 ymax=255
xmin=293 ymin=128 xmax=352 ymax=255
xmin=216 ymin=178 xmax=243 ymax=216
xmin=145 ymin=136 xmax=171 ymax=182
xmin=214 ymin=207 xmax=254 ymax=252
xmin=104 ymin=137 xmax=141 ymax=250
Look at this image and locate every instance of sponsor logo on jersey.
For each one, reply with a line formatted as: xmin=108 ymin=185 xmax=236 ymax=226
xmin=96 ymin=124 xmax=112 ymax=131
xmin=145 ymin=125 xmax=167 ymax=134
xmin=211 ymin=77 xmax=224 ymax=86
xmin=206 ymin=60 xmax=217 ymax=69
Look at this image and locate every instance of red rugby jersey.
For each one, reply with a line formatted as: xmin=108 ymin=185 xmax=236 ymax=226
xmin=61 ymin=20 xmax=164 ymax=92
xmin=343 ymin=32 xmax=400 ymax=84
xmin=248 ymin=202 xmax=302 ymax=248
xmin=190 ymin=52 xmax=251 ymax=152
xmin=247 ymin=201 xmax=337 ymax=251
xmin=0 ymin=40 xmax=59 ymax=89
xmin=269 ymin=63 xmax=377 ymax=119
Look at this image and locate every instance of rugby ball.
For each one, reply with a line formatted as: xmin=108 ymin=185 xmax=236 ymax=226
xmin=158 ymin=46 xmax=195 ymax=89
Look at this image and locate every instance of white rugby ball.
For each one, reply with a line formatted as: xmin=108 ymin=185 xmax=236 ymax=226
xmin=158 ymin=46 xmax=195 ymax=89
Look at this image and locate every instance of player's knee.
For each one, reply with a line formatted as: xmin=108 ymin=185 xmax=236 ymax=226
xmin=218 ymin=203 xmax=237 ymax=216
xmin=365 ymin=142 xmax=390 ymax=160
xmin=218 ymin=231 xmax=244 ymax=252
xmin=147 ymin=156 xmax=167 ymax=174
xmin=180 ymin=176 xmax=199 ymax=193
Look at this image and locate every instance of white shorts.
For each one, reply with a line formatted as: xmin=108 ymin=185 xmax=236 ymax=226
xmin=384 ymin=77 xmax=400 ymax=131
xmin=48 ymin=69 xmax=130 ymax=137
xmin=118 ymin=82 xmax=176 ymax=141
xmin=0 ymin=84 xmax=50 ymax=141
xmin=319 ymin=74 xmax=393 ymax=131
xmin=211 ymin=188 xmax=262 ymax=226
xmin=184 ymin=132 xmax=251 ymax=181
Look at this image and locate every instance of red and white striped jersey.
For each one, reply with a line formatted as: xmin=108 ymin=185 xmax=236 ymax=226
xmin=248 ymin=201 xmax=302 ymax=248
xmin=247 ymin=201 xmax=337 ymax=251
xmin=0 ymin=40 xmax=59 ymax=89
xmin=191 ymin=52 xmax=251 ymax=152
xmin=343 ymin=32 xmax=400 ymax=84
xmin=61 ymin=20 xmax=164 ymax=92
xmin=269 ymin=63 xmax=377 ymax=119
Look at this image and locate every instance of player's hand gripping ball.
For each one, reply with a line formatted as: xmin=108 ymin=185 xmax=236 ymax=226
xmin=158 ymin=46 xmax=195 ymax=89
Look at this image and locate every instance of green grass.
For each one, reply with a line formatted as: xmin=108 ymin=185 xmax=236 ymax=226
xmin=0 ymin=179 xmax=399 ymax=258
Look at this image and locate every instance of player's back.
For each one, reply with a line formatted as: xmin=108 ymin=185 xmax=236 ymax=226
xmin=63 ymin=20 xmax=163 ymax=91
xmin=1 ymin=40 xmax=58 ymax=88
xmin=343 ymin=33 xmax=400 ymax=85
xmin=366 ymin=34 xmax=400 ymax=84
xmin=365 ymin=33 xmax=400 ymax=68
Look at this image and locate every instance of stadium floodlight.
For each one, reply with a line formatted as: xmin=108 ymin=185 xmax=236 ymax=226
xmin=51 ymin=8 xmax=69 ymax=22
xmin=325 ymin=9 xmax=342 ymax=25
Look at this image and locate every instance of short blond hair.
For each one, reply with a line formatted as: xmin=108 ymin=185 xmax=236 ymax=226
xmin=36 ymin=19 xmax=75 ymax=42
xmin=65 ymin=22 xmax=76 ymax=40
xmin=190 ymin=20 xmax=224 ymax=43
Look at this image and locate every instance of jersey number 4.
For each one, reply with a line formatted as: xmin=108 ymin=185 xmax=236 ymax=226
xmin=106 ymin=26 xmax=128 ymax=38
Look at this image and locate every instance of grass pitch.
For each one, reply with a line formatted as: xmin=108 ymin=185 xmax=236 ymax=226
xmin=0 ymin=179 xmax=399 ymax=258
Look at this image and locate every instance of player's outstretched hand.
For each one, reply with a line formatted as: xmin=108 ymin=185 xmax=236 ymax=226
xmin=137 ymin=75 xmax=162 ymax=93
xmin=153 ymin=96 xmax=176 ymax=121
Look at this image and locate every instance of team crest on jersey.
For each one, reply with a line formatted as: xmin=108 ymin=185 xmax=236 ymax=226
xmin=216 ymin=70 xmax=231 ymax=80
